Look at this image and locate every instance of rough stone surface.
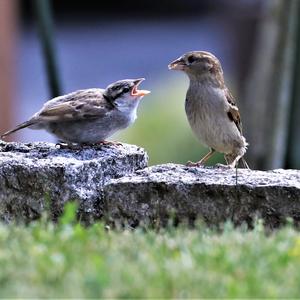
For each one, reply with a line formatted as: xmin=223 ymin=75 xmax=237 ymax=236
xmin=1 ymin=141 xmax=300 ymax=228
xmin=103 ymin=164 xmax=300 ymax=228
xmin=0 ymin=141 xmax=148 ymax=222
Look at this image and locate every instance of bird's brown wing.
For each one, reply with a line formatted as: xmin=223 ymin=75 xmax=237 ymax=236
xmin=225 ymin=88 xmax=242 ymax=133
xmin=37 ymin=89 xmax=112 ymax=122
xmin=0 ymin=89 xmax=111 ymax=138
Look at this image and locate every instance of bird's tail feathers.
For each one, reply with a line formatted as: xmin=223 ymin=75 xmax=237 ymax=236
xmin=1 ymin=120 xmax=34 ymax=139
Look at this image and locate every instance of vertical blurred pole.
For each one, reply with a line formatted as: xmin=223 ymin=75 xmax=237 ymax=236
xmin=242 ymin=0 xmax=298 ymax=170
xmin=32 ymin=0 xmax=61 ymax=98
xmin=286 ymin=2 xmax=300 ymax=169
xmin=266 ymin=0 xmax=298 ymax=168
xmin=0 ymin=0 xmax=18 ymax=139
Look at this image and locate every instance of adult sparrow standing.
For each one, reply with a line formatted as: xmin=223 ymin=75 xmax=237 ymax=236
xmin=168 ymin=51 xmax=248 ymax=168
xmin=1 ymin=78 xmax=150 ymax=145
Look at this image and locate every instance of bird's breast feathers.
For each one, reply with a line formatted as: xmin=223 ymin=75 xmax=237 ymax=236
xmin=185 ymin=86 xmax=245 ymax=153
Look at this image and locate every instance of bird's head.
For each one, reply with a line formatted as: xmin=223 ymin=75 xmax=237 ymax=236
xmin=104 ymin=78 xmax=150 ymax=110
xmin=168 ymin=51 xmax=223 ymax=82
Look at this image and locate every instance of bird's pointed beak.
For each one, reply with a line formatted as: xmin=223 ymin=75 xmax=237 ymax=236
xmin=168 ymin=58 xmax=186 ymax=70
xmin=131 ymin=78 xmax=151 ymax=97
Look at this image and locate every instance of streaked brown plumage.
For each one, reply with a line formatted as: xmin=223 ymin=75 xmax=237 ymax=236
xmin=168 ymin=51 xmax=248 ymax=168
xmin=1 ymin=78 xmax=150 ymax=145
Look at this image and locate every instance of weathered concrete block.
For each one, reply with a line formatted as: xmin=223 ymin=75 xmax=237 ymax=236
xmin=1 ymin=141 xmax=300 ymax=228
xmin=0 ymin=141 xmax=148 ymax=222
xmin=103 ymin=164 xmax=300 ymax=228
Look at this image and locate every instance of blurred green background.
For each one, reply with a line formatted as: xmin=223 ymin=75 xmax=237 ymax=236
xmin=116 ymin=77 xmax=225 ymax=165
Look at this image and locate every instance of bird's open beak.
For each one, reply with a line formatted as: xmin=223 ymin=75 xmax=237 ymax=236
xmin=168 ymin=58 xmax=186 ymax=70
xmin=131 ymin=78 xmax=151 ymax=97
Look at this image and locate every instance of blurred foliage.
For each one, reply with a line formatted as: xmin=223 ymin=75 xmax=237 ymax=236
xmin=0 ymin=204 xmax=300 ymax=297
xmin=117 ymin=78 xmax=224 ymax=166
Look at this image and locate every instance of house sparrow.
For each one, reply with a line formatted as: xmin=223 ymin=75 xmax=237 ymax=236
xmin=168 ymin=51 xmax=248 ymax=168
xmin=1 ymin=78 xmax=150 ymax=145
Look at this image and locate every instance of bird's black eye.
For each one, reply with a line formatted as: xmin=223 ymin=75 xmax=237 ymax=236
xmin=187 ymin=55 xmax=196 ymax=64
xmin=122 ymin=87 xmax=130 ymax=93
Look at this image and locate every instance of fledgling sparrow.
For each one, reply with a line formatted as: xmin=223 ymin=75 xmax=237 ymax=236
xmin=168 ymin=51 xmax=248 ymax=168
xmin=1 ymin=78 xmax=150 ymax=145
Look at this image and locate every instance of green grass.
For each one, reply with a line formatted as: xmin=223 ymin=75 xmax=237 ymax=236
xmin=1 ymin=205 xmax=300 ymax=298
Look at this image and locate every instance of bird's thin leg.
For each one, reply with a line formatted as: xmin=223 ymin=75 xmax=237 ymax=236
xmin=216 ymin=153 xmax=239 ymax=169
xmin=219 ymin=153 xmax=235 ymax=168
xmin=228 ymin=155 xmax=250 ymax=169
xmin=187 ymin=148 xmax=215 ymax=167
xmin=241 ymin=157 xmax=250 ymax=169
xmin=228 ymin=154 xmax=242 ymax=169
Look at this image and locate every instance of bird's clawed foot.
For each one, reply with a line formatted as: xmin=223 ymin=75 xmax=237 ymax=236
xmin=55 ymin=142 xmax=82 ymax=150
xmin=186 ymin=161 xmax=204 ymax=167
xmin=186 ymin=149 xmax=215 ymax=168
xmin=96 ymin=140 xmax=123 ymax=147
xmin=55 ymin=141 xmax=123 ymax=150
xmin=215 ymin=163 xmax=234 ymax=169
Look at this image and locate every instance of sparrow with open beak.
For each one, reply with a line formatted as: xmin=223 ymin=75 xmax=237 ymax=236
xmin=168 ymin=51 xmax=248 ymax=168
xmin=1 ymin=78 xmax=150 ymax=145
